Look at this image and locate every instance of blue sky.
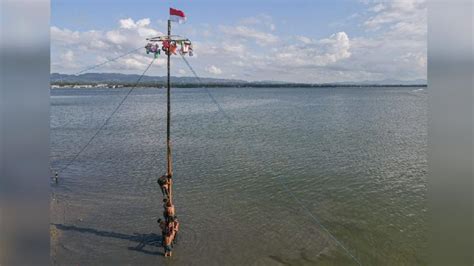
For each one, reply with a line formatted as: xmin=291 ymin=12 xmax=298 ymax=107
xmin=51 ymin=0 xmax=427 ymax=83
xmin=52 ymin=0 xmax=362 ymax=37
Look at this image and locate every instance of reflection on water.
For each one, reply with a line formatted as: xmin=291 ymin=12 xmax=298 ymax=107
xmin=50 ymin=87 xmax=427 ymax=265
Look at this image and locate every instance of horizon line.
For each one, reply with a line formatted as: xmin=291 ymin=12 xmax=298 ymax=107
xmin=51 ymin=72 xmax=428 ymax=86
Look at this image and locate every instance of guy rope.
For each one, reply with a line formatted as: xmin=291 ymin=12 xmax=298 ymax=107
xmin=51 ymin=7 xmax=363 ymax=263
xmin=51 ymin=8 xmax=192 ymax=258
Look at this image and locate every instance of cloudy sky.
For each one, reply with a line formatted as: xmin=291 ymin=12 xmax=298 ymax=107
xmin=51 ymin=0 xmax=427 ymax=83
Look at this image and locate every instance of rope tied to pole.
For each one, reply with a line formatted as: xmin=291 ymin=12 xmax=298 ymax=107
xmin=276 ymin=176 xmax=362 ymax=265
xmin=179 ymin=54 xmax=232 ymax=123
xmin=55 ymin=57 xmax=156 ymax=175
xmin=74 ymin=46 xmax=144 ymax=76
xmin=174 ymin=55 xmax=363 ymax=264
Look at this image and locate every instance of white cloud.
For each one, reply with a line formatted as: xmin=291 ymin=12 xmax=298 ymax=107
xmin=205 ymin=65 xmax=222 ymax=75
xmin=219 ymin=25 xmax=278 ymax=45
xmin=297 ymin=36 xmax=312 ymax=44
xmin=232 ymin=60 xmax=245 ymax=67
xmin=51 ymin=7 xmax=426 ymax=83
xmin=61 ymin=50 xmax=75 ymax=62
xmin=93 ymin=53 xmax=165 ymax=71
xmin=122 ymin=58 xmax=147 ymax=70
xmin=239 ymin=14 xmax=276 ymax=31
xmin=364 ymin=0 xmax=426 ymax=33
xmin=117 ymin=18 xmax=158 ymax=38
xmin=319 ymin=32 xmax=352 ymax=62
xmin=222 ymin=43 xmax=246 ymax=54
xmin=137 ymin=27 xmax=159 ymax=37
xmin=51 ymin=17 xmax=165 ymax=74
xmin=272 ymin=31 xmax=352 ymax=68
xmin=119 ymin=18 xmax=151 ymax=29
xmin=51 ymin=26 xmax=73 ymax=43
xmin=106 ymin=30 xmax=126 ymax=44
xmin=57 ymin=50 xmax=78 ymax=69
xmin=136 ymin=18 xmax=151 ymax=27
xmin=52 ymin=17 xmax=162 ymax=52
xmin=370 ymin=3 xmax=385 ymax=12
xmin=348 ymin=0 xmax=427 ymax=80
xmin=119 ymin=18 xmax=136 ymax=29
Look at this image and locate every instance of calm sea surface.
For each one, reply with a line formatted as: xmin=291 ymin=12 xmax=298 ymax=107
xmin=50 ymin=87 xmax=427 ymax=265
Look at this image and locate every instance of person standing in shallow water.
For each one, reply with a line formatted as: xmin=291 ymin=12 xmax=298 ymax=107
xmin=157 ymin=218 xmax=166 ymax=239
xmin=163 ymin=229 xmax=173 ymax=257
xmin=159 ymin=200 xmax=174 ymax=257
xmin=157 ymin=174 xmax=175 ymax=256
xmin=171 ymin=216 xmax=180 ymax=245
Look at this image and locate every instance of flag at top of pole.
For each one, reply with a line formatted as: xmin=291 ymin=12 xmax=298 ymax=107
xmin=170 ymin=8 xmax=186 ymax=23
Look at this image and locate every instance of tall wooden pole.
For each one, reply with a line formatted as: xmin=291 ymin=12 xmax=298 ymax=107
xmin=166 ymin=19 xmax=172 ymax=178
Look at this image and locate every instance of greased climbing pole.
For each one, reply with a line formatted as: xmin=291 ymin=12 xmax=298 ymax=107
xmin=148 ymin=8 xmax=192 ymax=257
xmin=166 ymin=19 xmax=172 ymax=181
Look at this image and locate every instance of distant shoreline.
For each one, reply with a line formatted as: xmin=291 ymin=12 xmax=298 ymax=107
xmin=50 ymin=73 xmax=428 ymax=89
xmin=50 ymin=82 xmax=427 ymax=89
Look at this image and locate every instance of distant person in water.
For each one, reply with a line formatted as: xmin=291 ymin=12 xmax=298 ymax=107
xmin=157 ymin=174 xmax=172 ymax=198
xmin=54 ymin=172 xmax=59 ymax=184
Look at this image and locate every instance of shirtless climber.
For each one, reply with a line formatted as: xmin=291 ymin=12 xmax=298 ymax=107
xmin=157 ymin=174 xmax=172 ymax=199
xmin=157 ymin=174 xmax=167 ymax=197
xmin=171 ymin=216 xmax=180 ymax=245
xmin=163 ymin=200 xmax=176 ymax=222
xmin=163 ymin=230 xmax=173 ymax=257
xmin=157 ymin=218 xmax=166 ymax=239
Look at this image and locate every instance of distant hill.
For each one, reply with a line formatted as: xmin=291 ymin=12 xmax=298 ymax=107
xmin=333 ymin=78 xmax=427 ymax=86
xmin=51 ymin=73 xmax=246 ymax=85
xmin=50 ymin=73 xmax=427 ymax=87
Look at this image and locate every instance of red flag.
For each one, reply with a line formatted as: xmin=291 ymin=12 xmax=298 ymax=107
xmin=170 ymin=8 xmax=186 ymax=23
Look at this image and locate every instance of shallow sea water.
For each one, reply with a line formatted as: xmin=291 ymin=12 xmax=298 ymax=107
xmin=50 ymin=86 xmax=427 ymax=265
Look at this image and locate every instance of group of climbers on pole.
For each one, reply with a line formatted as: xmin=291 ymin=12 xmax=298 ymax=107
xmin=148 ymin=8 xmax=189 ymax=257
xmin=157 ymin=173 xmax=179 ymax=257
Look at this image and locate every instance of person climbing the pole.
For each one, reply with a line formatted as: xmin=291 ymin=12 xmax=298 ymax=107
xmin=164 ymin=174 xmax=172 ymax=200
xmin=167 ymin=217 xmax=175 ymax=243
xmin=171 ymin=216 xmax=180 ymax=245
xmin=163 ymin=200 xmax=175 ymax=222
xmin=162 ymin=198 xmax=168 ymax=209
xmin=157 ymin=173 xmax=172 ymax=200
xmin=157 ymin=218 xmax=167 ymax=240
xmin=162 ymin=198 xmax=169 ymax=216
xmin=157 ymin=174 xmax=170 ymax=198
xmin=163 ymin=216 xmax=178 ymax=248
